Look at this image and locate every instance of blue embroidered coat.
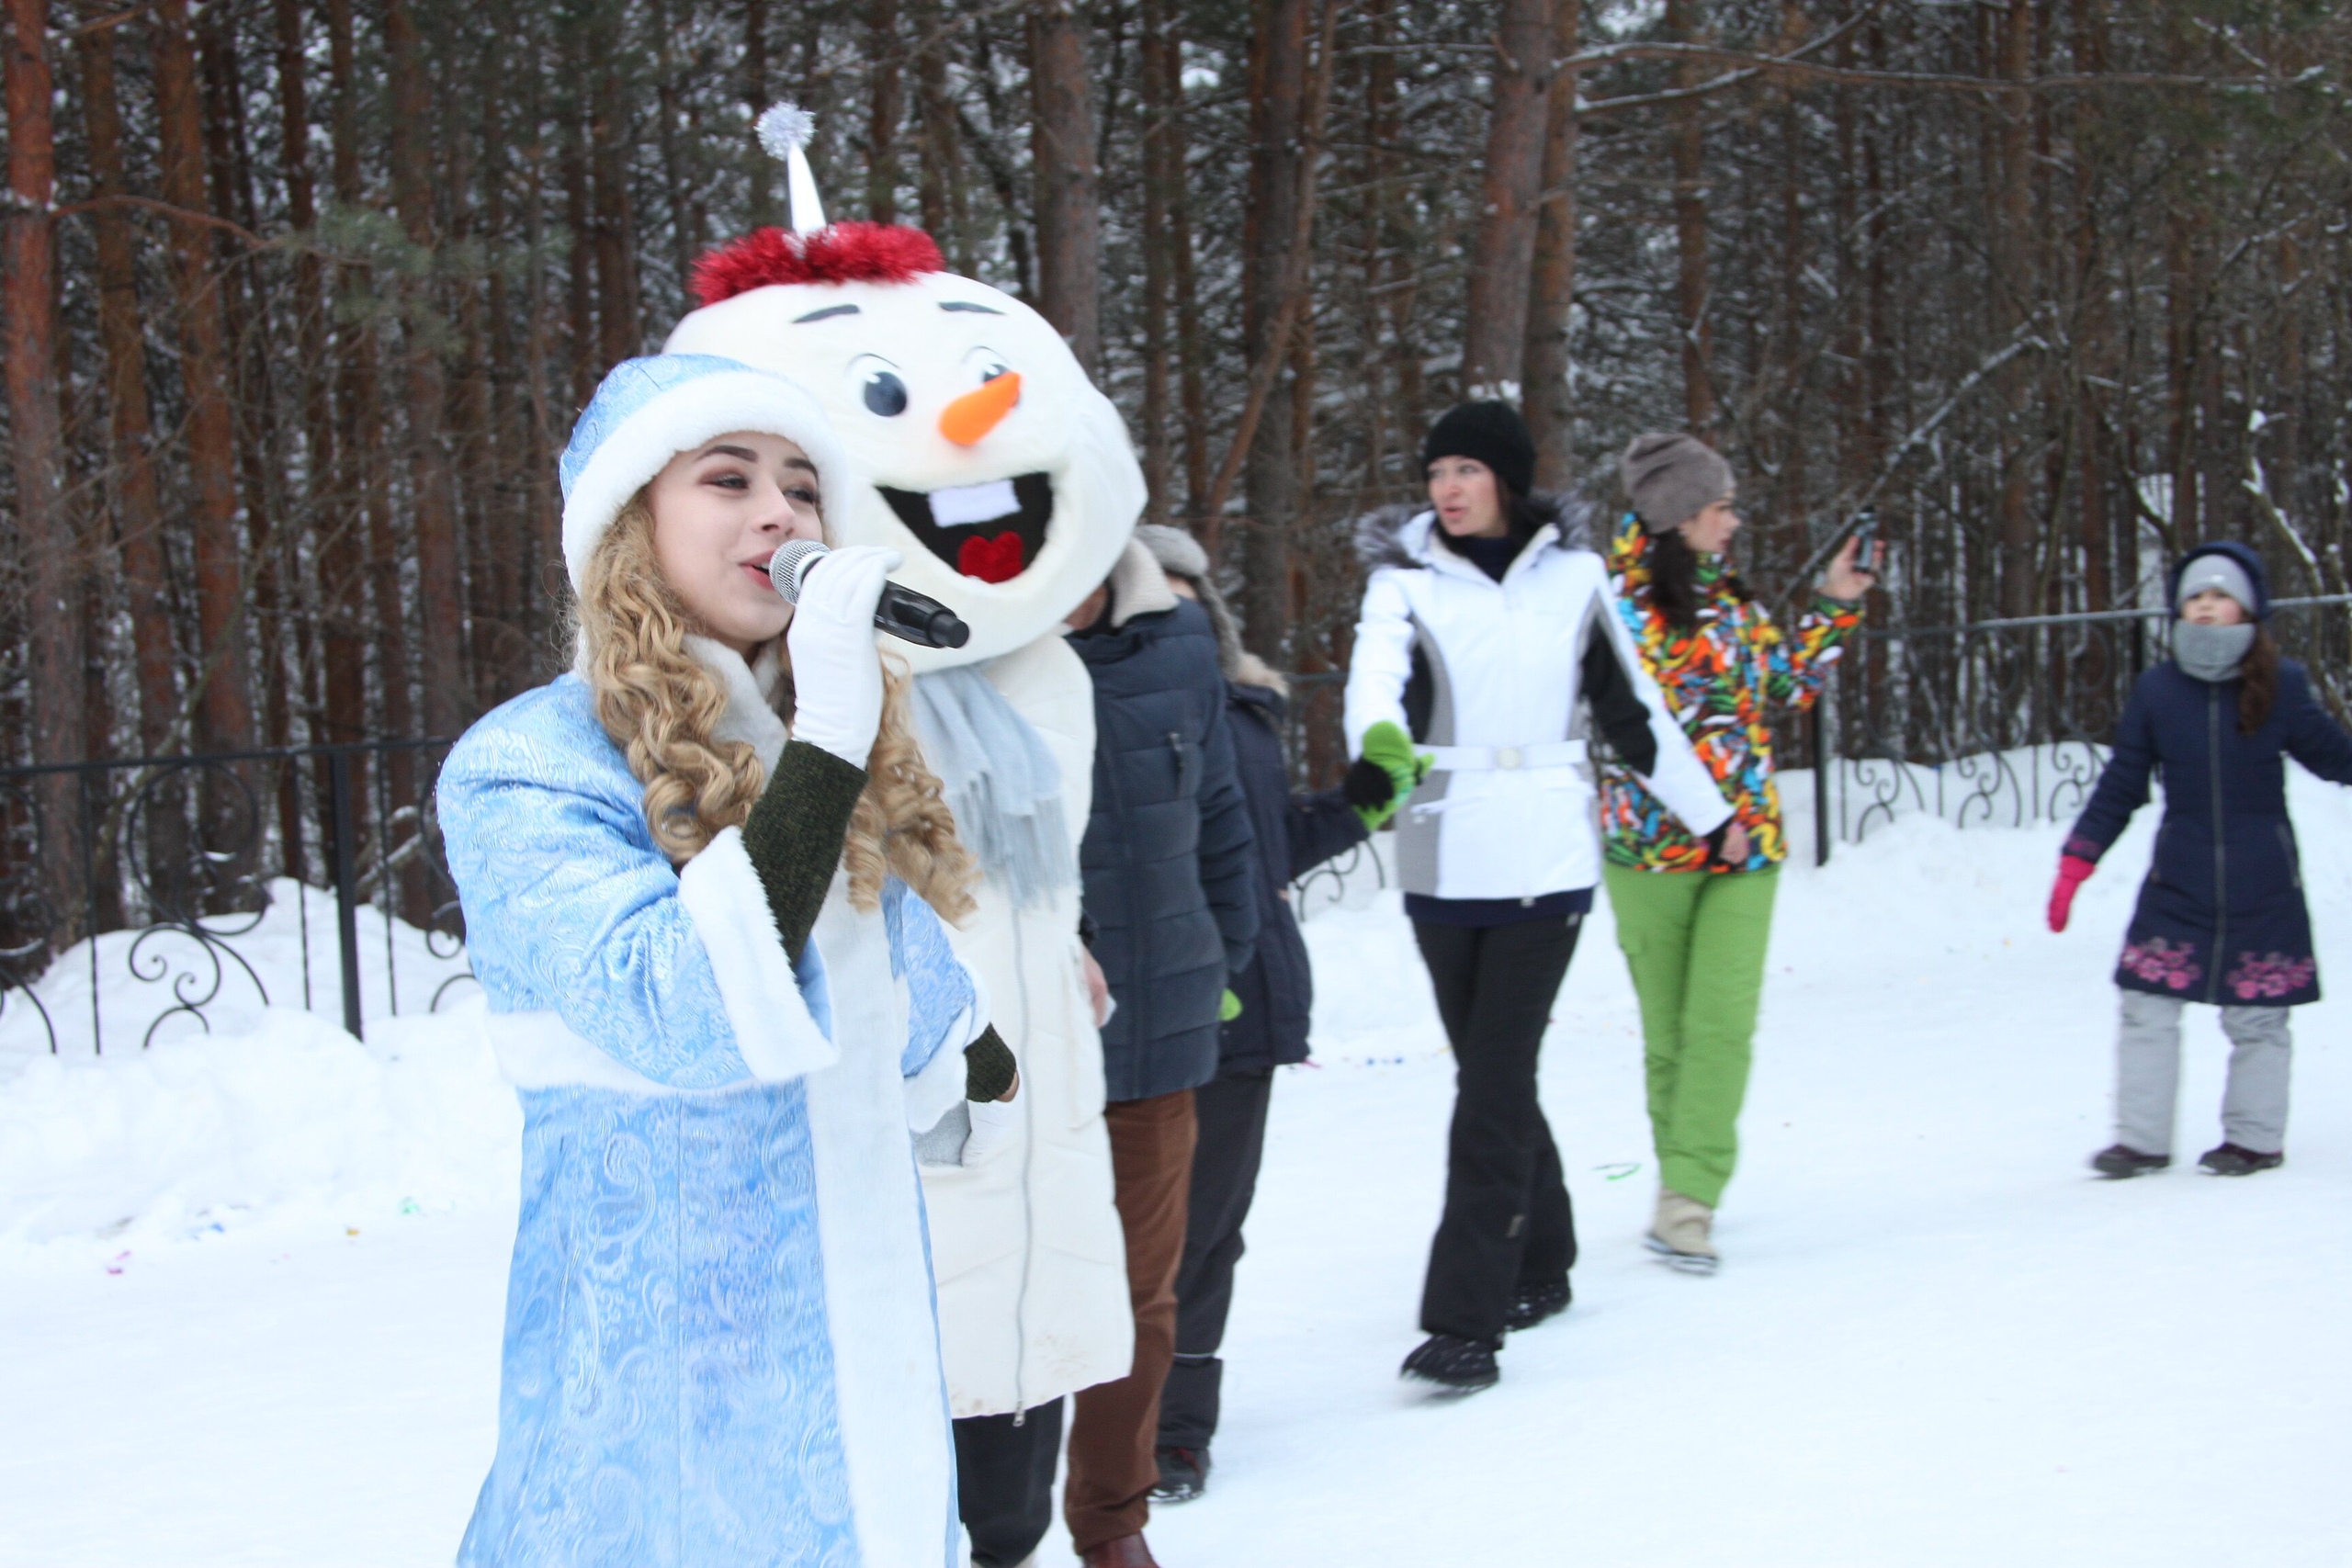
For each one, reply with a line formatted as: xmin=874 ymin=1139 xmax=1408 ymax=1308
xmin=2067 ymin=640 xmax=2352 ymax=1008
xmin=437 ymin=656 xmax=978 ymax=1568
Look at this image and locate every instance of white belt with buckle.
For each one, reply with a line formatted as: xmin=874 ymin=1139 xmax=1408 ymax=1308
xmin=1423 ymin=739 xmax=1589 ymax=772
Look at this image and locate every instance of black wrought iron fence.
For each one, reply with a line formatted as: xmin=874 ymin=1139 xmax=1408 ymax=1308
xmin=1806 ymin=595 xmax=2352 ymax=863
xmin=14 ymin=599 xmax=2345 ymax=1047
xmin=0 ymin=739 xmax=470 ymax=1055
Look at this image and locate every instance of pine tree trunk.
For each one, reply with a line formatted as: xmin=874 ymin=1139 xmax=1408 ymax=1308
xmin=272 ymin=0 xmax=331 ymax=757
xmin=6 ymin=0 xmax=89 ymax=946
xmin=155 ymin=0 xmax=257 ymax=754
xmin=1991 ymin=0 xmax=2037 ymax=617
xmin=562 ymin=93 xmax=600 ymax=413
xmin=1238 ymin=0 xmax=1311 ymax=649
xmin=79 ymin=28 xmax=183 ymax=759
xmin=588 ymin=16 xmax=640 ymax=365
xmin=385 ymin=0 xmax=470 ymax=739
xmin=1165 ymin=35 xmax=1209 ymax=525
xmin=1460 ymin=0 xmax=1553 ymax=403
xmin=1138 ymin=0 xmax=1176 ymax=529
xmin=1521 ymin=0 xmax=1581 ymax=491
xmin=910 ymin=0 xmax=970 ymax=269
xmin=866 ymin=0 xmax=902 ymax=224
xmin=1027 ymin=0 xmax=1102 ymax=374
xmin=313 ymin=0 xmax=370 ymax=756
xmin=1664 ymin=0 xmax=1713 ymax=434
xmin=741 ymin=0 xmax=772 ymax=226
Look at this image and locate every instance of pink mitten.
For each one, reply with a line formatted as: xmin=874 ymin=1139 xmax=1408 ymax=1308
xmin=2047 ymin=854 xmax=2096 ymax=933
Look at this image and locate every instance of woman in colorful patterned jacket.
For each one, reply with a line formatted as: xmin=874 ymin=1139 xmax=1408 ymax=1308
xmin=2049 ymin=543 xmax=2352 ymax=1181
xmin=1600 ymin=433 xmax=1873 ymax=1272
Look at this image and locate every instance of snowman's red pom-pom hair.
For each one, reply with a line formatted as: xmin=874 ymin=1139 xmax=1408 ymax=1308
xmin=692 ymin=221 xmax=946 ymax=305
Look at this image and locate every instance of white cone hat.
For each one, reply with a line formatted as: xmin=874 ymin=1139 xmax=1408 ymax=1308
xmin=755 ymin=102 xmax=826 ymax=235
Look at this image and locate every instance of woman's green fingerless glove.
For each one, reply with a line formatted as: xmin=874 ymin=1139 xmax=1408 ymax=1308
xmin=964 ymin=1024 xmax=1017 ymax=1101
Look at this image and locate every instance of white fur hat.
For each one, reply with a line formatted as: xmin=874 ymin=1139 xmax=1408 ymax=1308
xmin=557 ymin=354 xmax=854 ymax=590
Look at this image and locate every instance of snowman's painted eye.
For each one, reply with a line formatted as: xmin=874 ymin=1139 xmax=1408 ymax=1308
xmin=848 ymin=355 xmax=909 ymax=417
xmin=962 ymin=346 xmax=1012 ymax=388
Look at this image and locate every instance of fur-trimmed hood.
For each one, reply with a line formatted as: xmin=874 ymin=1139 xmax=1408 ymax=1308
xmin=1351 ymin=491 xmax=1595 ymax=573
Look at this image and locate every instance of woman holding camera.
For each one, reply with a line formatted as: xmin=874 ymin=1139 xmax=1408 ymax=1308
xmin=1344 ymin=402 xmax=1735 ymax=1392
xmin=1600 ymin=434 xmax=1871 ymax=1274
xmin=439 ymin=354 xmax=1013 ymax=1567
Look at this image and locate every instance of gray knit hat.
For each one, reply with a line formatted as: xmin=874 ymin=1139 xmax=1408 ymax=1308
xmin=2176 ymin=553 xmax=2256 ymax=615
xmin=1134 ymin=524 xmax=1245 ymax=678
xmin=1620 ymin=432 xmax=1735 ymax=531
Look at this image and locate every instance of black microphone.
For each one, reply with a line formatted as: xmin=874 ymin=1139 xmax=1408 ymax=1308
xmin=768 ymin=539 xmax=971 ymax=649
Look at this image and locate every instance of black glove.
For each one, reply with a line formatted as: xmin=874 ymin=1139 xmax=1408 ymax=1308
xmin=964 ymin=1025 xmax=1017 ymax=1102
xmin=1342 ymin=754 xmax=1396 ymax=811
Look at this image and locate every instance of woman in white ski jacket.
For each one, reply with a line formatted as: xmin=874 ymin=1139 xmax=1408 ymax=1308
xmin=1343 ymin=401 xmax=1736 ymax=1392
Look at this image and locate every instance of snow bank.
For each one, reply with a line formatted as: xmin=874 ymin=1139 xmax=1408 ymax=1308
xmin=9 ymin=760 xmax=2351 ymax=1267
xmin=0 ymin=1002 xmax=517 ymax=1259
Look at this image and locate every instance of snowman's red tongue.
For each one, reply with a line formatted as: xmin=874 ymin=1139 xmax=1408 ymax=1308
xmin=956 ymin=532 xmax=1026 ymax=583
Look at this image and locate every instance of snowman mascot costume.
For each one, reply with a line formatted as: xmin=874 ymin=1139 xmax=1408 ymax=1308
xmin=666 ymin=107 xmax=1137 ymax=1561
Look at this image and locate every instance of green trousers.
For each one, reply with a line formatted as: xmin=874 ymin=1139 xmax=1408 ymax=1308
xmin=1602 ymin=863 xmax=1780 ymax=1209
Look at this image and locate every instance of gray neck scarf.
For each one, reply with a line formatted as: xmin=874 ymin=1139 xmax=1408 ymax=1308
xmin=2174 ymin=620 xmax=2256 ymax=682
xmin=912 ymin=665 xmax=1073 ymax=908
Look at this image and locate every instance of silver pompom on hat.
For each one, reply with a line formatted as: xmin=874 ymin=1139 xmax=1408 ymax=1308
xmin=754 ymin=101 xmax=828 ymax=236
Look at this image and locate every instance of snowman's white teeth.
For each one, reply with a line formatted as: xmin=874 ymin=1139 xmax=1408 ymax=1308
xmin=877 ymin=472 xmax=1055 ymax=583
xmin=928 ymin=479 xmax=1022 ymax=527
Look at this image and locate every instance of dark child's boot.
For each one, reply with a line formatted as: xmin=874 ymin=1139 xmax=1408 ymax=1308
xmin=2198 ymin=1142 xmax=2283 ymax=1176
xmin=2091 ymin=1144 xmax=2171 ymax=1179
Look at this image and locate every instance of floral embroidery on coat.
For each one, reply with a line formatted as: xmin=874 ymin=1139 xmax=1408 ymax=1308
xmin=2226 ymin=952 xmax=2316 ymax=1001
xmin=1600 ymin=513 xmax=1860 ymax=873
xmin=2119 ymin=936 xmax=2203 ymax=992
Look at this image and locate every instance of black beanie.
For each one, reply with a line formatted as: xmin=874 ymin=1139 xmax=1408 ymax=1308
xmin=1421 ymin=401 xmax=1536 ymax=501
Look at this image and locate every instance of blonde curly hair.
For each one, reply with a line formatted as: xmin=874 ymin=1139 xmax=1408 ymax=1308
xmin=574 ymin=493 xmax=976 ymax=920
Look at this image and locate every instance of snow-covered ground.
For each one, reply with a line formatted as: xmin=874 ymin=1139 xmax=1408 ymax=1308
xmin=5 ymin=773 xmax=2350 ymax=1566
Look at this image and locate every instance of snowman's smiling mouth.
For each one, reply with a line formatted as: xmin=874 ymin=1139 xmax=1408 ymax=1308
xmin=876 ymin=474 xmax=1055 ymax=584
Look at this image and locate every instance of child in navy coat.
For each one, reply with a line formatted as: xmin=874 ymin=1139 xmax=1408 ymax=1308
xmin=2049 ymin=543 xmax=2352 ymax=1177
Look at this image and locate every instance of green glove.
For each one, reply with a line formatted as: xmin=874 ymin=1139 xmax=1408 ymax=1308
xmin=1353 ymin=721 xmax=1432 ymax=830
xmin=1219 ymin=988 xmax=1243 ymax=1023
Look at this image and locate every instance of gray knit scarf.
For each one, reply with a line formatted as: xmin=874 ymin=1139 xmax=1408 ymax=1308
xmin=2174 ymin=620 xmax=2256 ymax=682
xmin=911 ymin=664 xmax=1074 ymax=908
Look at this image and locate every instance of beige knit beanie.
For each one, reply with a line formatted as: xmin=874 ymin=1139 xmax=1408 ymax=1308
xmin=1619 ymin=432 xmax=1735 ymax=531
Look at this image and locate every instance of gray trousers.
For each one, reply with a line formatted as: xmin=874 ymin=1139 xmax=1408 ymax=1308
xmin=2114 ymin=990 xmax=2293 ymax=1156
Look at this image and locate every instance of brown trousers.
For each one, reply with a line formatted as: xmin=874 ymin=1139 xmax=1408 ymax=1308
xmin=1064 ymin=1088 xmax=1199 ymax=1552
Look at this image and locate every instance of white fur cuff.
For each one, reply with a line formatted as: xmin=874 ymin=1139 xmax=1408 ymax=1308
xmin=678 ymin=826 xmax=840 ymax=1080
xmin=902 ymin=1010 xmax=971 ymax=1133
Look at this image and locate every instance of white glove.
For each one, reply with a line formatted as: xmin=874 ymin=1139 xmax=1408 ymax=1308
xmin=786 ymin=545 xmax=900 ymax=768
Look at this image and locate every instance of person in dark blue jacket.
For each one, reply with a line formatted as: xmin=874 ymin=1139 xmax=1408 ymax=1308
xmin=1059 ymin=536 xmax=1259 ymax=1568
xmin=1129 ymin=525 xmax=1396 ymax=1505
xmin=2049 ymin=543 xmax=2352 ymax=1179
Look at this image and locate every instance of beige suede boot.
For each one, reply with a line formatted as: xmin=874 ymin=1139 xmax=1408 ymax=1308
xmin=1645 ymin=1189 xmax=1720 ymax=1274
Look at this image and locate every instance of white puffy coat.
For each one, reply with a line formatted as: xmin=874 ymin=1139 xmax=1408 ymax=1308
xmin=918 ymin=633 xmax=1135 ymax=1418
xmin=1344 ymin=508 xmax=1733 ymax=898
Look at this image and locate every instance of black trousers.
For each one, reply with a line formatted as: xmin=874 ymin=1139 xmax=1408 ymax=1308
xmin=1159 ymin=1067 xmax=1276 ymax=1453
xmin=954 ymin=1398 xmax=1065 ymax=1568
xmin=1413 ymin=914 xmax=1582 ymax=1347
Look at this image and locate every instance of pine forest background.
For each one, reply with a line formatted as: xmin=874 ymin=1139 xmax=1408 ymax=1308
xmin=3 ymin=0 xmax=2350 ymax=948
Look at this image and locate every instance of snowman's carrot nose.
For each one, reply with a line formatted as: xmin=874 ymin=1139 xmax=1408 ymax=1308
xmin=940 ymin=373 xmax=1022 ymax=446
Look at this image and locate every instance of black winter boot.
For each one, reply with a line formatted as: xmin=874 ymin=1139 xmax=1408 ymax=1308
xmin=2198 ymin=1143 xmax=2283 ymax=1176
xmin=1505 ymin=1278 xmax=1571 ymax=1333
xmin=1400 ymin=1333 xmax=1499 ymax=1392
xmin=1150 ymin=1445 xmax=1208 ymax=1504
xmin=2091 ymin=1144 xmax=2171 ymax=1179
